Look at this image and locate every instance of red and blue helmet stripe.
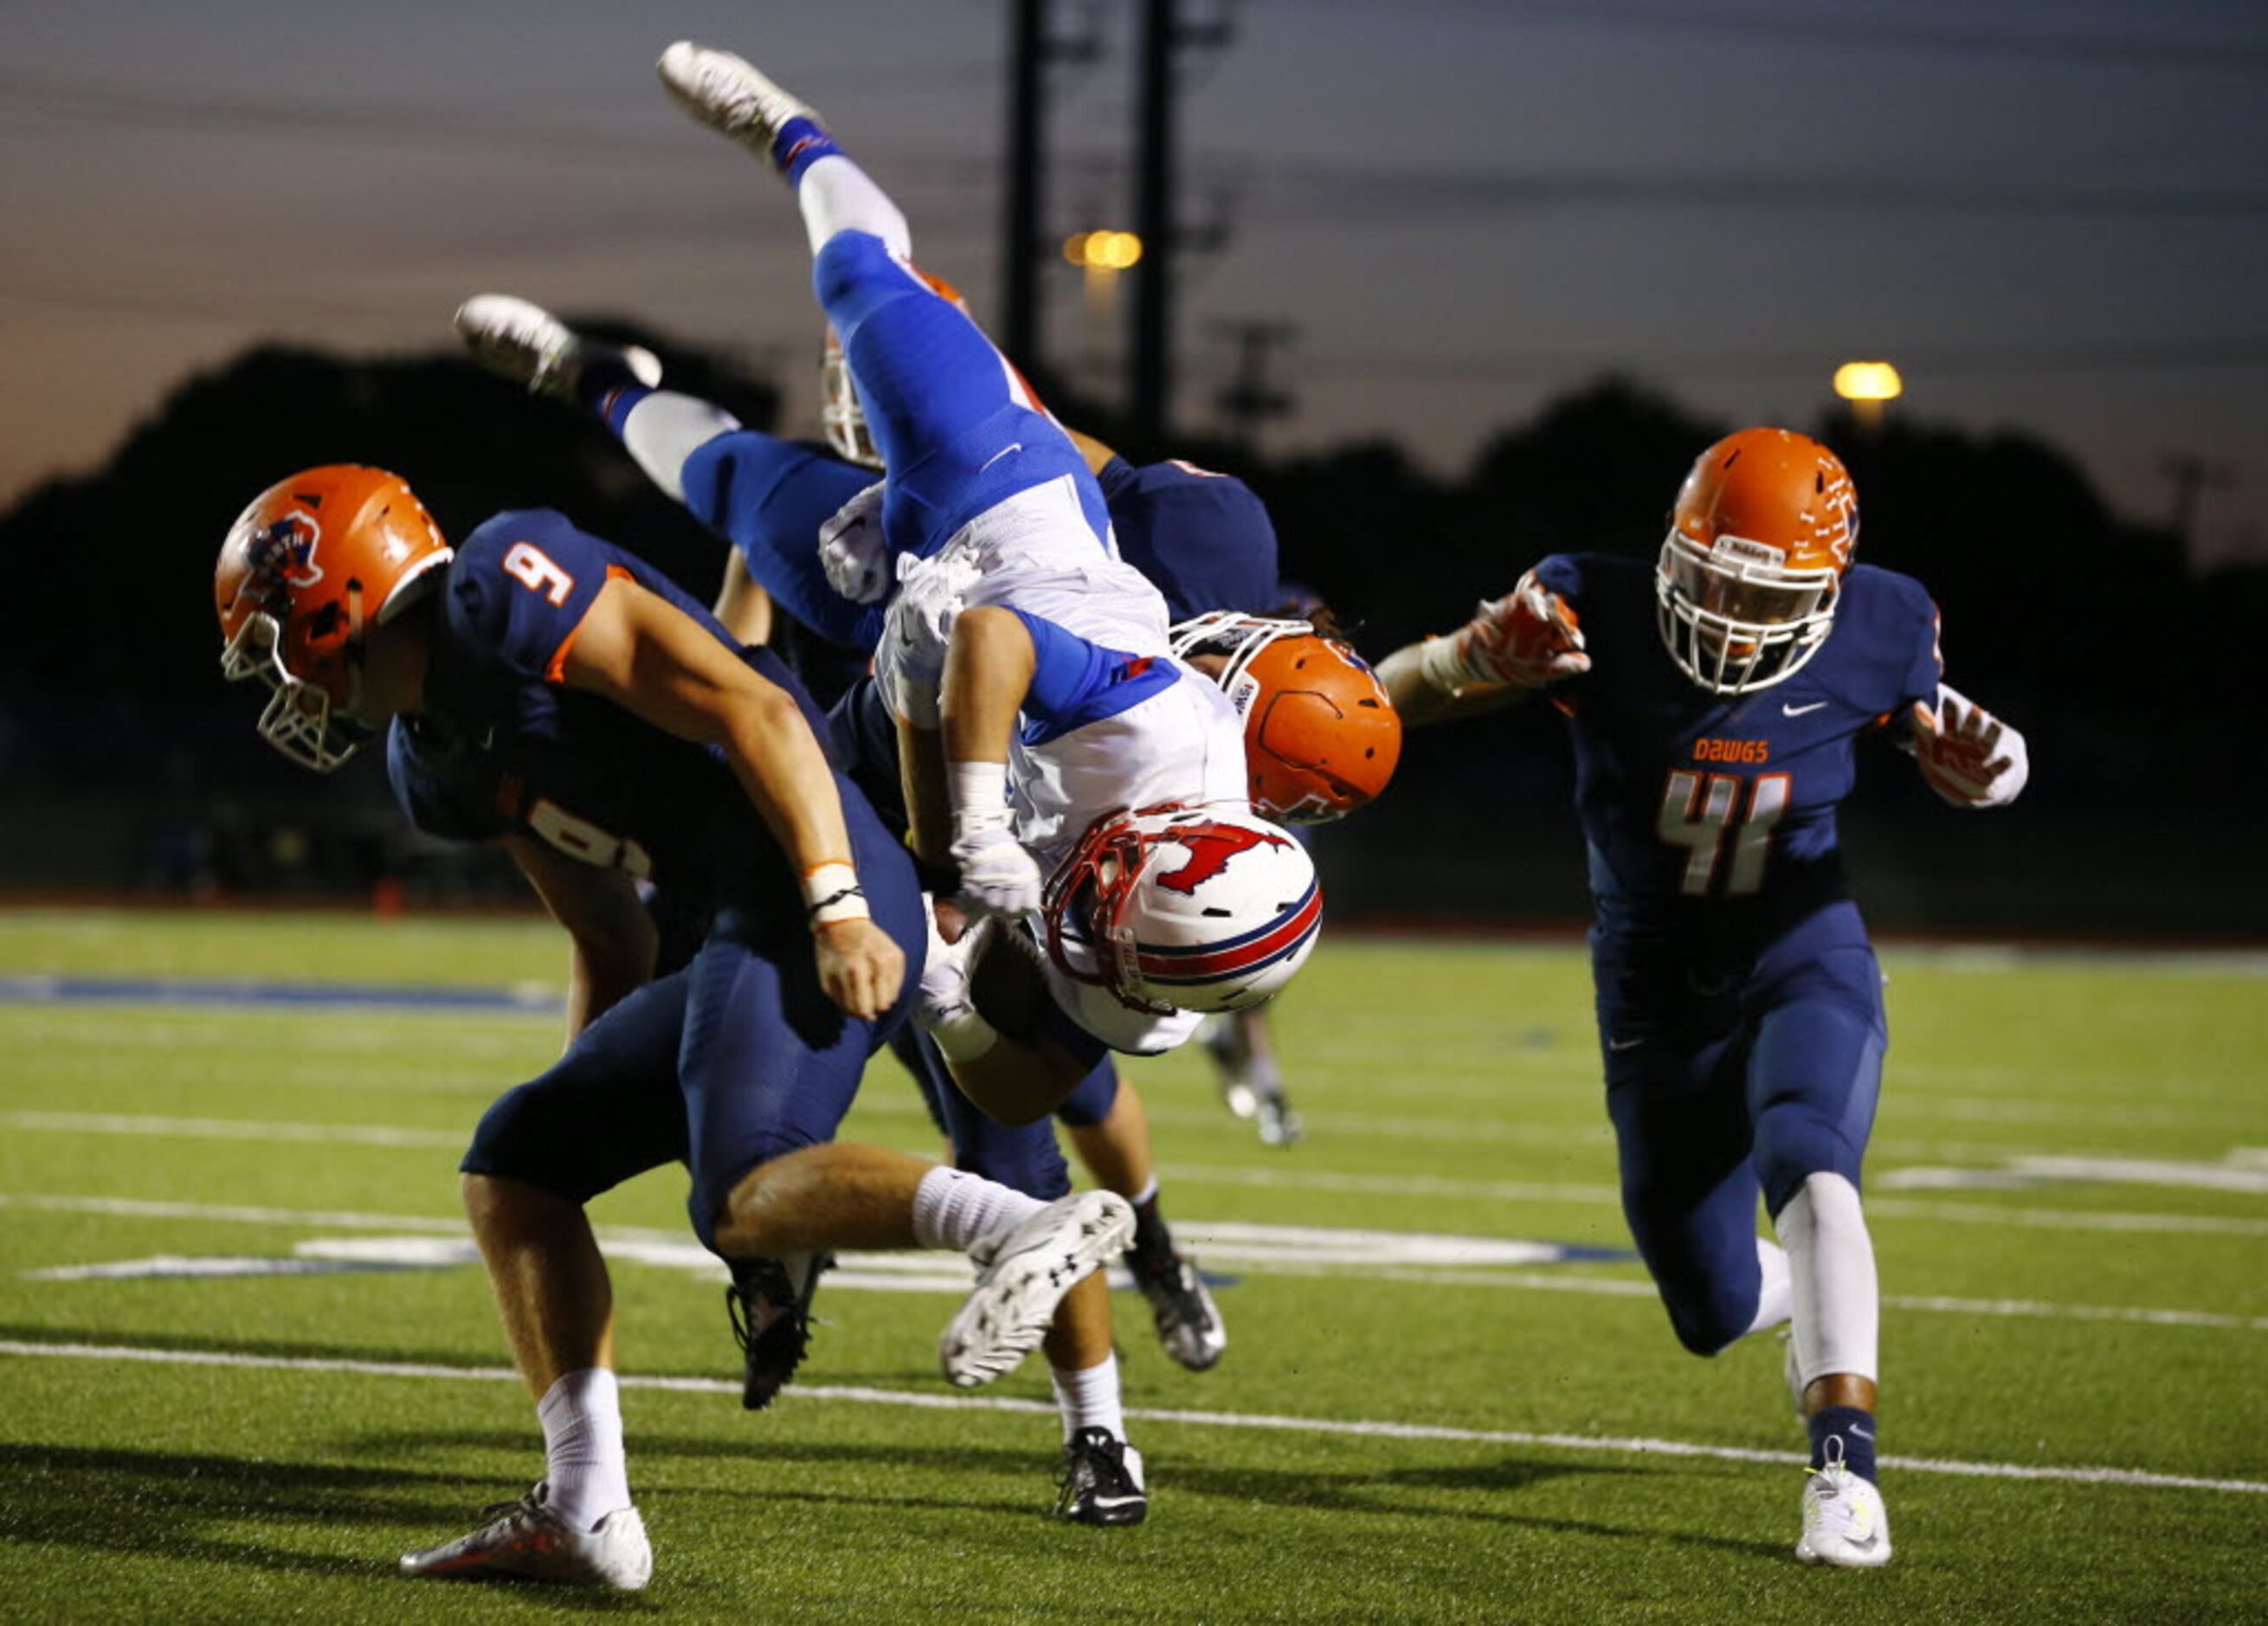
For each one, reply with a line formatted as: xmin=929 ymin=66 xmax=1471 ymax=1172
xmin=1132 ymin=875 xmax=1323 ymax=991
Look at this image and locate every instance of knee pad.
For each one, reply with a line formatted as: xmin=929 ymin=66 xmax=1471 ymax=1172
xmin=1660 ymin=1269 xmax=1764 ymax=1358
xmin=1751 ymin=1099 xmax=1863 ymax=1216
xmin=461 ymin=1081 xmax=622 ymax=1204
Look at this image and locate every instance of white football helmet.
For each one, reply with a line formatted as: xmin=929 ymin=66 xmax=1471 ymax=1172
xmin=1042 ymin=802 xmax=1322 ymax=1016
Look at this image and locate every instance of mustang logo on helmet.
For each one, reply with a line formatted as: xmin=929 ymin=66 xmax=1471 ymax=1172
xmin=1156 ymin=822 xmax=1291 ymax=896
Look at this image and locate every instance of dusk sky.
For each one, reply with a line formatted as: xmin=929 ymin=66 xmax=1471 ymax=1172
xmin=8 ymin=1 xmax=2265 ymax=563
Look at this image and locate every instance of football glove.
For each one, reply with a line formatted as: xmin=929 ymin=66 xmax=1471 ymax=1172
xmin=818 ymin=481 xmax=892 ymax=604
xmin=950 ymin=825 xmax=1045 ymax=919
xmin=1421 ymin=569 xmax=1590 ymax=693
xmin=1909 ymin=684 xmax=2028 ymax=809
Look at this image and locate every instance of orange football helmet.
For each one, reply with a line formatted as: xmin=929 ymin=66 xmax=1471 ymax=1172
xmin=1656 ymin=428 xmax=1858 ymax=694
xmin=1170 ymin=612 xmax=1402 ymax=823
xmin=214 ymin=465 xmax=452 ymax=771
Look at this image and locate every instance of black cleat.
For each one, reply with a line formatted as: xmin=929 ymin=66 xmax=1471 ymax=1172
xmin=725 ymin=1251 xmax=830 ymax=1410
xmin=1130 ymin=1248 xmax=1227 ymax=1371
xmin=1054 ymin=1428 xmax=1148 ymax=1527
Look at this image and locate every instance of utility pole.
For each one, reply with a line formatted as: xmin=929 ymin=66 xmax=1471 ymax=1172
xmin=1002 ymin=0 xmax=1046 ymax=372
xmin=1129 ymin=0 xmax=1233 ymax=448
xmin=1212 ymin=319 xmax=1298 ymax=453
xmin=2160 ymin=452 xmax=2234 ymax=558
xmin=1002 ymin=1 xmax=1101 ymax=388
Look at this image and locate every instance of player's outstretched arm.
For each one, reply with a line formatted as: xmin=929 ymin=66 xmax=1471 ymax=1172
xmin=940 ymin=607 xmax=1045 ymax=920
xmin=501 ymin=834 xmax=658 ymax=1046
xmin=557 ymin=576 xmax=905 ymax=1020
xmin=1905 ymin=683 xmax=2029 ymax=809
xmin=1378 ymin=568 xmax=1589 ymax=727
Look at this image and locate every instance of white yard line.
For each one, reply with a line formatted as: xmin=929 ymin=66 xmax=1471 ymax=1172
xmin=0 ymin=1337 xmax=2258 ymax=1497
xmin=9 ymin=1191 xmax=2263 ymax=1331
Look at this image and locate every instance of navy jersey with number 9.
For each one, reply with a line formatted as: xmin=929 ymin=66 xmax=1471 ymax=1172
xmin=386 ymin=507 xmax=893 ymax=918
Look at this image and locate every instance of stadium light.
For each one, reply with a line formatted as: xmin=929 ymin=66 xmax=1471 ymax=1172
xmin=1062 ymin=230 xmax=1144 ymax=271
xmin=1833 ymin=359 xmax=1903 ymax=436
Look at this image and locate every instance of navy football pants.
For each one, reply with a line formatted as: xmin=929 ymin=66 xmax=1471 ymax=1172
xmin=1595 ymin=905 xmax=1886 ymax=1356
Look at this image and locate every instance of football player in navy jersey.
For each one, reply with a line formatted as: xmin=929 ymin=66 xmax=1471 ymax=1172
xmin=214 ymin=465 xmax=1147 ymax=1584
xmin=1377 ymin=429 xmax=2027 ymax=1568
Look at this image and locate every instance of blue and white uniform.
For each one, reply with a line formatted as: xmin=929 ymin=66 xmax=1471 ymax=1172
xmin=1533 ymin=552 xmax=1939 ymax=1353
xmin=385 ymin=510 xmax=925 ymax=1251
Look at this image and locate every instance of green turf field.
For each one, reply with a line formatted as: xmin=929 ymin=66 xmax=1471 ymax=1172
xmin=0 ymin=908 xmax=2262 ymax=1623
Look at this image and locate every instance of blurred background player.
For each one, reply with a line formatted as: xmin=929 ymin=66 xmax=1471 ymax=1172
xmin=1376 ymin=428 xmax=2028 ymax=1568
xmin=213 ymin=464 xmax=1139 ymax=1578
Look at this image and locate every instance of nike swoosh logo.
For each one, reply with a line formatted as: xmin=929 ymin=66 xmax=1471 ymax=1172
xmin=1608 ymin=1036 xmax=1644 ymax=1052
xmin=979 ymin=442 xmax=1024 ymax=472
xmin=1782 ymin=700 xmax=1829 ymax=716
xmin=1851 ymin=1426 xmax=1874 ymax=1441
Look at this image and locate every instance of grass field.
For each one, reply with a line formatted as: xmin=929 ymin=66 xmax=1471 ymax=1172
xmin=0 ymin=907 xmax=2263 ymax=1623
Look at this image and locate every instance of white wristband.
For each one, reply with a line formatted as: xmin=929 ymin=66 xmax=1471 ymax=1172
xmin=802 ymin=860 xmax=869 ymax=928
xmin=949 ymin=759 xmax=1013 ymax=837
xmin=1417 ymin=631 xmax=1481 ymax=695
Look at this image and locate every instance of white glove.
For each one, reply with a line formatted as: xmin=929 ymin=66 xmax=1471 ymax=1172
xmin=947 ymin=759 xmax=1044 ymax=919
xmin=1420 ymin=568 xmax=1591 ymax=693
xmin=818 ymin=480 xmax=892 ymax=604
xmin=1909 ymin=684 xmax=2028 ymax=808
xmin=875 ymin=545 xmax=983 ymax=727
xmin=950 ymin=825 xmax=1045 ymax=919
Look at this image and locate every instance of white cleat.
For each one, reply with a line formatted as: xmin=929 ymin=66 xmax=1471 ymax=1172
xmin=1794 ymin=1449 xmax=1893 ymax=1568
xmin=399 ymin=1485 xmax=653 ymax=1590
xmin=454 ymin=294 xmax=660 ymax=400
xmin=941 ymin=1190 xmax=1135 ymax=1388
xmin=656 ymin=41 xmax=821 ymax=158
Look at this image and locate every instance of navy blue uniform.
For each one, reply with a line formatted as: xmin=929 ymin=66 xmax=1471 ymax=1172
xmin=1534 ymin=552 xmax=1940 ymax=1354
xmin=385 ymin=510 xmax=925 ymax=1250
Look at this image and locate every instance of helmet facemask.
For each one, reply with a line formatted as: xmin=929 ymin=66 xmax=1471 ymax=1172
xmin=219 ymin=607 xmax=370 ymax=772
xmin=819 ymin=327 xmax=884 ymax=471
xmin=1655 ymin=532 xmax=1840 ymax=695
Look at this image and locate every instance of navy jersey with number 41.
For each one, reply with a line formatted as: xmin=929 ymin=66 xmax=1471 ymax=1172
xmin=386 ymin=509 xmax=888 ymax=917
xmin=1533 ymin=552 xmax=1942 ymax=952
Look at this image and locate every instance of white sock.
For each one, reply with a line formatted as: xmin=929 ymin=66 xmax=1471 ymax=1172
xmin=619 ymin=391 xmax=742 ymax=504
xmin=1745 ymin=1236 xmax=1793 ymax=1338
xmin=796 ymin=153 xmax=912 ymax=259
xmin=1774 ymin=1171 xmax=1880 ymax=1389
xmin=1127 ymin=1175 xmax=1159 ymax=1209
xmin=912 ymin=1165 xmax=1044 ymax=1254
xmin=1052 ymin=1353 xmax=1126 ymax=1445
xmin=536 ymin=1368 xmax=631 ymax=1532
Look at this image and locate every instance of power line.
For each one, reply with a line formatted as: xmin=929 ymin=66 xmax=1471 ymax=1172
xmin=1269 ymin=0 xmax=2268 ymax=72
xmin=1179 ymin=339 xmax=2268 ymax=384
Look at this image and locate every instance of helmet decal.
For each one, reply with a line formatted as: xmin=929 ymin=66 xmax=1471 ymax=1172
xmin=1155 ymin=820 xmax=1291 ymax=896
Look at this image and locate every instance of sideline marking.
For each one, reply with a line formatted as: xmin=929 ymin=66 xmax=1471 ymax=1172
xmin=0 ymin=1337 xmax=2258 ymax=1498
xmin=0 ymin=975 xmax=560 ymax=1014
